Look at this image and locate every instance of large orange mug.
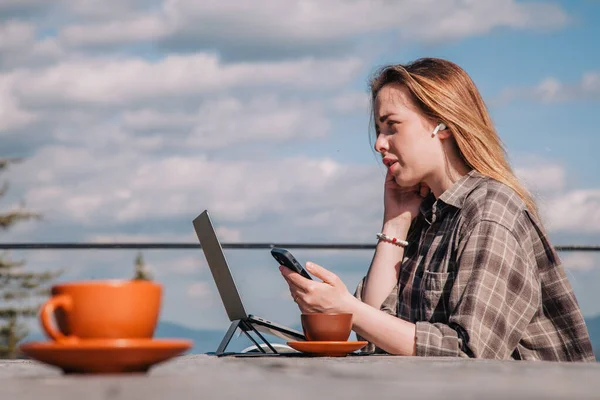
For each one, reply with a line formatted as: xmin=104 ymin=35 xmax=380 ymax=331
xmin=39 ymin=280 xmax=162 ymax=343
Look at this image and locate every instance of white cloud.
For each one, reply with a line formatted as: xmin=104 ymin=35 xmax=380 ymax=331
xmin=122 ymin=109 xmax=196 ymax=132
xmin=60 ymin=15 xmax=168 ymax=47
xmin=535 ymin=77 xmax=564 ymax=102
xmin=0 ymin=74 xmax=37 ymax=131
xmin=145 ymin=255 xmax=205 ymax=278
xmin=52 ymin=152 xmax=363 ymax=220
xmin=170 ymin=257 xmax=204 ymax=275
xmin=186 ymin=281 xmax=212 ymax=299
xmin=184 ymin=96 xmax=330 ymax=149
xmin=11 ymin=92 xmax=333 ymax=151
xmin=122 ymin=95 xmax=331 ymax=148
xmin=561 ymin=253 xmax=598 ymax=272
xmin=498 ymin=71 xmax=600 ymax=103
xmin=515 ymin=162 xmax=566 ymax=193
xmin=0 ymin=51 xmax=357 ymax=148
xmin=330 ymin=91 xmax=370 ymax=114
xmin=215 ymin=227 xmax=241 ymax=242
xmin=512 ymin=161 xmax=600 ymax=234
xmin=6 ymin=142 xmax=384 ymax=241
xmin=0 ymin=21 xmax=35 ymax=52
xmin=582 ymin=72 xmax=600 ymax=93
xmin=11 ymin=54 xmax=362 ymax=106
xmin=54 ymin=0 xmax=568 ymax=56
xmin=533 ymin=73 xmax=600 ymax=102
xmin=69 ymin=0 xmax=157 ymax=20
xmin=86 ymin=232 xmax=193 ymax=243
xmin=0 ymin=20 xmax=62 ymax=71
xmin=541 ymin=190 xmax=600 ymax=233
xmin=401 ymin=0 xmax=568 ymax=43
xmin=0 ymin=37 xmax=64 ymax=71
xmin=0 ymin=0 xmax=51 ymax=15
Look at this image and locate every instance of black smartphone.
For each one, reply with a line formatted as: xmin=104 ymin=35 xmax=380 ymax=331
xmin=270 ymin=247 xmax=312 ymax=280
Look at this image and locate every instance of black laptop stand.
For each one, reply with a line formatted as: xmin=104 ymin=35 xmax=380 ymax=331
xmin=216 ymin=319 xmax=280 ymax=356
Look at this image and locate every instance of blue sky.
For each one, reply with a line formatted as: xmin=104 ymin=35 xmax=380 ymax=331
xmin=1 ymin=0 xmax=599 ymax=333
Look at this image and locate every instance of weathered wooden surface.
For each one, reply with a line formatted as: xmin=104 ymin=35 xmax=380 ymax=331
xmin=1 ymin=354 xmax=599 ymax=399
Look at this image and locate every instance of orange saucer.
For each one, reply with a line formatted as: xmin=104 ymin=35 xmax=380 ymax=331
xmin=19 ymin=338 xmax=193 ymax=374
xmin=287 ymin=341 xmax=368 ymax=357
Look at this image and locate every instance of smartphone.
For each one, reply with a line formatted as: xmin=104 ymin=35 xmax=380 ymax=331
xmin=270 ymin=247 xmax=312 ymax=280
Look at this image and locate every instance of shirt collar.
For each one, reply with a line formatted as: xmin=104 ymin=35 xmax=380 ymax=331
xmin=438 ymin=169 xmax=486 ymax=209
xmin=419 ymin=169 xmax=486 ymax=223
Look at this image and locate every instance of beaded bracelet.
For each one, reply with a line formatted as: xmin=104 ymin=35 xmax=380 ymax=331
xmin=376 ymin=232 xmax=409 ymax=248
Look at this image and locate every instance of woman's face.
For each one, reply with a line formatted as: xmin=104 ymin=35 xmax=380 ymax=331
xmin=373 ymin=83 xmax=443 ymax=188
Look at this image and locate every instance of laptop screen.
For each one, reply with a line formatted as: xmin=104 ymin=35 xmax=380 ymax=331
xmin=192 ymin=210 xmax=248 ymax=321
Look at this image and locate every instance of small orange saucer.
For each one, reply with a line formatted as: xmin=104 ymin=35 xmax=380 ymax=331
xmin=19 ymin=338 xmax=193 ymax=374
xmin=287 ymin=341 xmax=368 ymax=357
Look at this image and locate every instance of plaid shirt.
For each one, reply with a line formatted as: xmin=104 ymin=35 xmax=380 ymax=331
xmin=355 ymin=170 xmax=595 ymax=361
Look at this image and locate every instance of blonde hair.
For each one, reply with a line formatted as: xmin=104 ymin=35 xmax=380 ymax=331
xmin=369 ymin=57 xmax=540 ymax=220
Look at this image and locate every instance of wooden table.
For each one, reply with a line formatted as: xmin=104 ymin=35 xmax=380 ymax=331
xmin=1 ymin=354 xmax=599 ymax=399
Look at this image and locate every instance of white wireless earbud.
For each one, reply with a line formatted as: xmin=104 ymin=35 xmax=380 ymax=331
xmin=432 ymin=123 xmax=447 ymax=137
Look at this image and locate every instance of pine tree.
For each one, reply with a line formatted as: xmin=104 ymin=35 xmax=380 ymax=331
xmin=0 ymin=158 xmax=61 ymax=359
xmin=133 ymin=252 xmax=153 ymax=280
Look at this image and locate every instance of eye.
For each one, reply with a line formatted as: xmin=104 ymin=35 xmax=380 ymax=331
xmin=374 ymin=123 xmax=382 ymax=135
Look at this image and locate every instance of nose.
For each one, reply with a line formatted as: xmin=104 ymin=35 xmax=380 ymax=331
xmin=374 ymin=132 xmax=388 ymax=154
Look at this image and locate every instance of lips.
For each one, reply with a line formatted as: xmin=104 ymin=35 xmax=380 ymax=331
xmin=382 ymin=157 xmax=398 ymax=168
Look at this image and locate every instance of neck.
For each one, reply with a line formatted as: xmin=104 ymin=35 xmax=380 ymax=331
xmin=425 ymin=145 xmax=472 ymax=199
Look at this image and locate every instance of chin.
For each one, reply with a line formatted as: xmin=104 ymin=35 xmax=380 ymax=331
xmin=394 ymin=174 xmax=419 ymax=188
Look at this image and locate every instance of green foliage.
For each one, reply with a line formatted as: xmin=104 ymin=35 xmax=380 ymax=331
xmin=0 ymin=158 xmax=61 ymax=359
xmin=133 ymin=252 xmax=153 ymax=281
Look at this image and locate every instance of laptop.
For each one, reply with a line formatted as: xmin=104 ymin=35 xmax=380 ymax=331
xmin=192 ymin=210 xmax=305 ymax=345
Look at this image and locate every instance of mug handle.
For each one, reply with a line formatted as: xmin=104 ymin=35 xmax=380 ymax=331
xmin=39 ymin=294 xmax=77 ymax=343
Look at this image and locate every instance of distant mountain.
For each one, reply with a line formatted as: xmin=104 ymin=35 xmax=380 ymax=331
xmin=21 ymin=320 xmax=285 ymax=355
xmin=154 ymin=321 xmax=226 ymax=354
xmin=21 ymin=316 xmax=600 ymax=360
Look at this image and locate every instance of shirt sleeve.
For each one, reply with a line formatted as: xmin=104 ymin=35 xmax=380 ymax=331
xmin=415 ymin=220 xmax=541 ymax=358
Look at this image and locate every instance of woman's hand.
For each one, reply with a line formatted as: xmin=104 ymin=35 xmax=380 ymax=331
xmin=383 ymin=169 xmax=430 ymax=233
xmin=279 ymin=262 xmax=355 ymax=314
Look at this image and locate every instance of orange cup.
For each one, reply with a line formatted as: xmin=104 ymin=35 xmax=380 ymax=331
xmin=39 ymin=280 xmax=162 ymax=343
xmin=301 ymin=313 xmax=353 ymax=342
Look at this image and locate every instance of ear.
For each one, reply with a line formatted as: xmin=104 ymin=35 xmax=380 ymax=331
xmin=432 ymin=122 xmax=451 ymax=139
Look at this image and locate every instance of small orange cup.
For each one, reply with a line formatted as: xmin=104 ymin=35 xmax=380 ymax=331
xmin=301 ymin=313 xmax=353 ymax=341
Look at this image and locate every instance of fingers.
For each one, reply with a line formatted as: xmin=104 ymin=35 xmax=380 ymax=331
xmin=280 ymin=263 xmax=345 ymax=314
xmin=385 ymin=168 xmax=394 ymax=181
xmin=280 ymin=266 xmax=311 ymax=292
xmin=282 ymin=274 xmax=311 ymax=312
xmin=288 ymin=287 xmax=317 ymax=313
xmin=396 ymin=185 xmax=420 ymax=193
xmin=289 ymin=287 xmax=309 ymax=312
xmin=289 ymin=286 xmax=303 ymax=303
xmin=386 ymin=169 xmax=430 ymax=197
xmin=293 ymin=296 xmax=311 ymax=313
xmin=384 ymin=170 xmax=397 ymax=187
xmin=280 ymin=269 xmax=306 ymax=302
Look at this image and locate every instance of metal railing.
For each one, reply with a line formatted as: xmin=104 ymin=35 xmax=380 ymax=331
xmin=1 ymin=242 xmax=599 ymax=251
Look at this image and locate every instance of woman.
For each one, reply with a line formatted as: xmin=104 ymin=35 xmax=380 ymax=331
xmin=280 ymin=57 xmax=595 ymax=361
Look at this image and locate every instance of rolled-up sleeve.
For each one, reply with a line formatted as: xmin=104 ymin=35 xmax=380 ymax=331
xmin=415 ymin=220 xmax=540 ymax=358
